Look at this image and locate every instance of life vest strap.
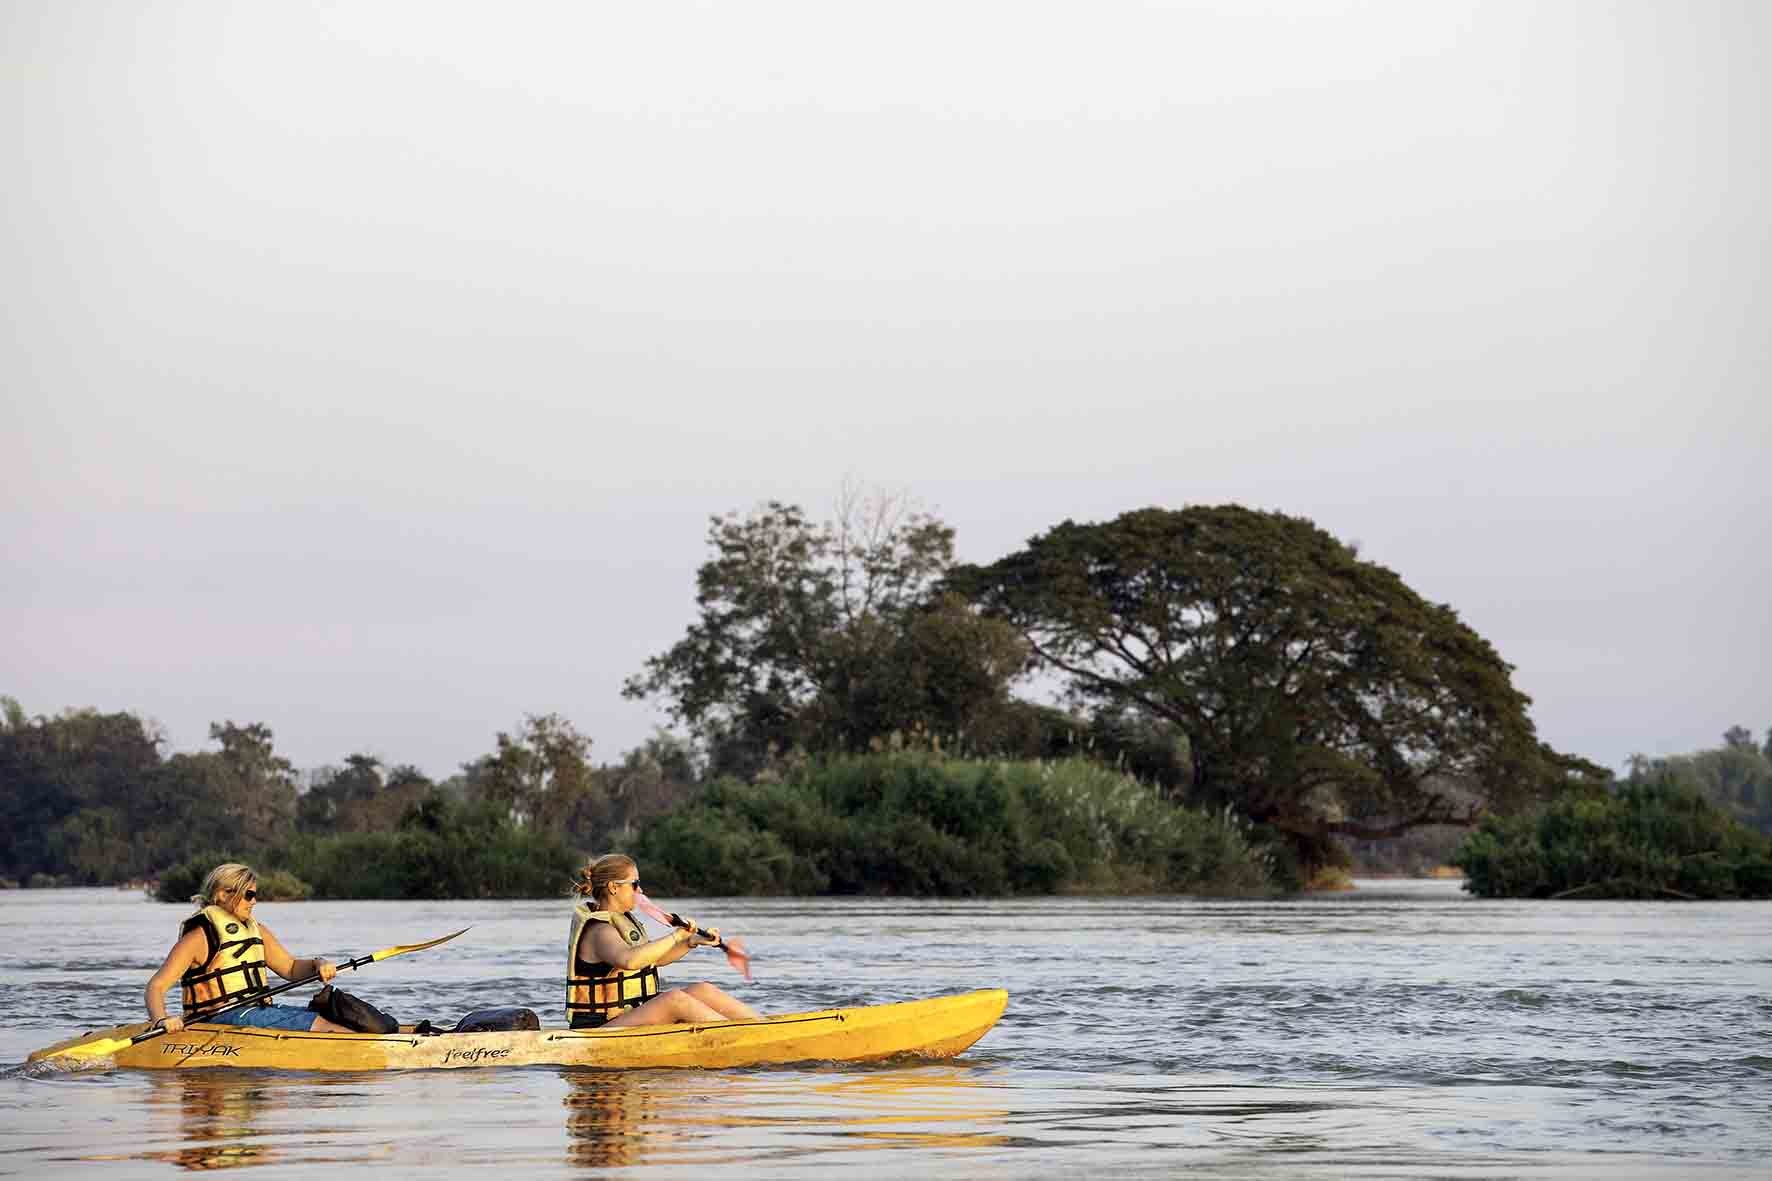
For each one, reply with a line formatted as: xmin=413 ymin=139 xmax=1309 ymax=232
xmin=180 ymin=908 xmax=272 ymax=1014
xmin=566 ymin=965 xmax=660 ymax=1016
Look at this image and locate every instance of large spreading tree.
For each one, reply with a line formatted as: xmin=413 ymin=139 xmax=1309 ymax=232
xmin=949 ymin=505 xmax=1602 ymax=858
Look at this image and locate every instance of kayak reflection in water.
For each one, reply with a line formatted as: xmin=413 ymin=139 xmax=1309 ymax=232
xmin=566 ymin=854 xmax=759 ymax=1029
xmin=564 ymin=1071 xmax=654 ymax=1169
xmin=144 ymin=862 xmax=356 ymax=1034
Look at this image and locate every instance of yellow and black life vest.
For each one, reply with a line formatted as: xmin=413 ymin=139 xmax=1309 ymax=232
xmin=566 ymin=904 xmax=660 ymax=1029
xmin=179 ymin=905 xmax=271 ymax=1017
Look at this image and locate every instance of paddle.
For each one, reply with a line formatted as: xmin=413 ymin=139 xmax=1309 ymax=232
xmin=634 ymin=891 xmax=753 ymax=980
xmin=44 ymin=927 xmax=470 ymax=1063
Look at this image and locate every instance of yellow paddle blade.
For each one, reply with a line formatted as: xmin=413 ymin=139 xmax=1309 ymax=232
xmin=34 ymin=1025 xmax=149 ymax=1064
xmin=367 ymin=927 xmax=470 ymax=963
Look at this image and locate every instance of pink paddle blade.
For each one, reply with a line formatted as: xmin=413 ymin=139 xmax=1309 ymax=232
xmin=721 ymin=937 xmax=754 ymax=982
xmin=633 ymin=892 xmax=674 ymax=928
xmin=635 ymin=890 xmax=753 ymax=980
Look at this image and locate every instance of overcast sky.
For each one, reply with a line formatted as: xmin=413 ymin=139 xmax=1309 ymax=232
xmin=4 ymin=0 xmax=1767 ymax=781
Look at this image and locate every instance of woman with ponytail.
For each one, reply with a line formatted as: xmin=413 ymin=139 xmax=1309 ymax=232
xmin=564 ymin=854 xmax=759 ymax=1029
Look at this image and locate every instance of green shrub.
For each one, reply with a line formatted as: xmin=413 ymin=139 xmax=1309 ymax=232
xmin=254 ymin=868 xmax=313 ymax=901
xmin=273 ymin=794 xmax=578 ymax=898
xmin=153 ymin=851 xmax=240 ymax=903
xmin=1453 ymin=775 xmax=1772 ymax=899
xmin=150 ymin=853 xmax=311 ymax=903
xmin=632 ymin=752 xmax=1275 ymax=896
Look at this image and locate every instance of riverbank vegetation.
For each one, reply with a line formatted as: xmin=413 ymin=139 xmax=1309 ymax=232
xmin=625 ymin=496 xmax=1604 ymax=880
xmin=8 ymin=494 xmax=1759 ymax=900
xmin=2 ymin=696 xmax=1271 ymax=899
xmin=632 ymin=752 xmax=1275 ymax=896
xmin=151 ymin=794 xmax=579 ymax=902
xmin=0 ymin=703 xmax=650 ymax=898
xmin=1453 ymin=772 xmax=1772 ymax=899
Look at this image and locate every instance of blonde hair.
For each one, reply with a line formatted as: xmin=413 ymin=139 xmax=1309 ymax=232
xmin=570 ymin=854 xmax=636 ymax=905
xmin=192 ymin=863 xmax=258 ymax=909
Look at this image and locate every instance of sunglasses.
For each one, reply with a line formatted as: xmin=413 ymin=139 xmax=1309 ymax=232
xmin=611 ymin=878 xmax=640 ymax=889
xmin=241 ymin=890 xmax=259 ymax=901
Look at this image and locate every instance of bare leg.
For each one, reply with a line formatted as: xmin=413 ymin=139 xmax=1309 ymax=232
xmin=683 ymin=981 xmax=758 ymax=1020
xmin=308 ymin=1014 xmax=354 ymax=1033
xmin=600 ymin=988 xmax=726 ymax=1029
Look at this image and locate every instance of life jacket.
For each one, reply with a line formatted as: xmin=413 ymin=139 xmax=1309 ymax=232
xmin=566 ymin=904 xmax=660 ymax=1029
xmin=179 ymin=904 xmax=271 ymax=1017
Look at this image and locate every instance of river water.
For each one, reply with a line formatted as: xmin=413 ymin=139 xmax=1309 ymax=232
xmin=1 ymin=882 xmax=1768 ymax=1178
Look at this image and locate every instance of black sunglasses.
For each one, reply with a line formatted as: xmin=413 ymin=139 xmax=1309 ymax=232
xmin=241 ymin=889 xmax=259 ymax=901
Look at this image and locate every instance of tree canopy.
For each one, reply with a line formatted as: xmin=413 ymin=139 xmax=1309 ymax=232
xmin=0 ymin=706 xmax=309 ymax=885
xmin=622 ymin=494 xmax=1026 ymax=774
xmin=1626 ymin=727 xmax=1772 ymax=835
xmin=0 ymin=699 xmax=689 ymax=893
xmin=949 ymin=505 xmax=1602 ymax=852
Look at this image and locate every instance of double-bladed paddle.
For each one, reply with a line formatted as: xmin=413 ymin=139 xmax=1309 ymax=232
xmin=634 ymin=891 xmax=753 ymax=980
xmin=41 ymin=927 xmax=470 ymax=1064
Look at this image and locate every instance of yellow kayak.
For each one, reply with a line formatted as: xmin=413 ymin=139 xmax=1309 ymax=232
xmin=28 ymin=989 xmax=1008 ymax=1072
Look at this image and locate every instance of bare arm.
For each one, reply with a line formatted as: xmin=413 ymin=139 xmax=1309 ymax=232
xmin=145 ymin=927 xmax=208 ymax=1033
xmin=259 ymin=923 xmax=337 ymax=984
xmin=586 ymin=921 xmax=694 ymax=972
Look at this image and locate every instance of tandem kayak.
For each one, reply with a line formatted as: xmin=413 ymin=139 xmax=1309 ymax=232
xmin=28 ymin=989 xmax=1009 ymax=1072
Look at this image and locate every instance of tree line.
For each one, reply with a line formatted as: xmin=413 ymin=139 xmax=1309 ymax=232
xmin=617 ymin=491 xmax=1767 ymax=895
xmin=1623 ymin=726 xmax=1772 ymax=835
xmin=0 ymin=700 xmax=690 ymax=896
xmin=0 ymin=698 xmax=1275 ymax=898
xmin=7 ymin=492 xmax=1766 ymax=899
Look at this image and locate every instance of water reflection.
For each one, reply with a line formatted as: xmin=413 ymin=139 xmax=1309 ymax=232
xmin=562 ymin=1071 xmax=654 ymax=1169
xmin=145 ymin=1074 xmax=278 ymax=1170
xmin=558 ymin=1065 xmax=1013 ymax=1169
xmin=791 ymin=1068 xmax=1015 ymax=1154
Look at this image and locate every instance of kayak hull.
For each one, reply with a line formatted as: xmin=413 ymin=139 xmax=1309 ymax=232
xmin=28 ymin=989 xmax=1008 ymax=1072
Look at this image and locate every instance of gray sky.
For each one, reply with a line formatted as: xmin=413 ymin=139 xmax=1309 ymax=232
xmin=4 ymin=0 xmax=1767 ymax=780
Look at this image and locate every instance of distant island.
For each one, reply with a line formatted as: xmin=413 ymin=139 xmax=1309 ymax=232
xmin=7 ymin=501 xmax=1770 ymax=901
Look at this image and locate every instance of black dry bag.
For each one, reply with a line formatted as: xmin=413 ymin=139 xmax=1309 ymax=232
xmin=308 ymin=985 xmax=399 ymax=1034
xmin=452 ymin=1007 xmax=541 ymax=1034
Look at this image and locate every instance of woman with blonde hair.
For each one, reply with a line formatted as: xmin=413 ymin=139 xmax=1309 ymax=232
xmin=144 ymin=862 xmax=353 ymax=1034
xmin=566 ymin=854 xmax=759 ymax=1029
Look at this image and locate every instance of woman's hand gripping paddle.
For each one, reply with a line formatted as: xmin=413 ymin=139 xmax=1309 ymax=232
xmin=634 ymin=891 xmax=753 ymax=980
xmin=38 ymin=928 xmax=470 ymax=1064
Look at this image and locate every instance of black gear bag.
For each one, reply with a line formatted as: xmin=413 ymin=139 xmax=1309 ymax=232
xmin=307 ymin=984 xmax=400 ymax=1034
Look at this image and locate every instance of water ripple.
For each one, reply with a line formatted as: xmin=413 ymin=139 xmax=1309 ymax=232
xmin=3 ymin=885 xmax=1771 ymax=1177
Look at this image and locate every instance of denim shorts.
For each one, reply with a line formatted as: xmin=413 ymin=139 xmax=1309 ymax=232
xmin=199 ymin=1003 xmax=317 ymax=1032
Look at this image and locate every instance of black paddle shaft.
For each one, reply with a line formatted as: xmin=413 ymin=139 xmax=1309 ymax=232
xmin=132 ymin=954 xmax=372 ymax=1046
xmin=666 ymin=911 xmax=735 ymax=951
